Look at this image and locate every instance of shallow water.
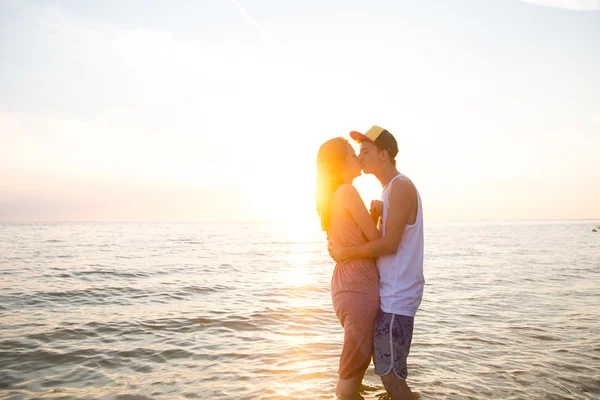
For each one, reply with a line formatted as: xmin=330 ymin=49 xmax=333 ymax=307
xmin=0 ymin=221 xmax=599 ymax=399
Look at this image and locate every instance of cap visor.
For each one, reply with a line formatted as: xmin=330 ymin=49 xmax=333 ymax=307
xmin=349 ymin=131 xmax=374 ymax=143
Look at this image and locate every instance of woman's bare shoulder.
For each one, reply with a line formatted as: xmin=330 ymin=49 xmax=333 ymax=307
xmin=332 ymin=184 xmax=360 ymax=207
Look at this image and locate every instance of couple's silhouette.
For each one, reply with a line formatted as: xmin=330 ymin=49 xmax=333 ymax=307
xmin=316 ymin=126 xmax=424 ymax=399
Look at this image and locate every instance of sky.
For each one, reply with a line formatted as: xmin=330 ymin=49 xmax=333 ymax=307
xmin=1 ymin=0 xmax=599 ymax=223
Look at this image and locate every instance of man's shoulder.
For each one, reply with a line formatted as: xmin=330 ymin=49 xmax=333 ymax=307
xmin=389 ymin=177 xmax=416 ymax=199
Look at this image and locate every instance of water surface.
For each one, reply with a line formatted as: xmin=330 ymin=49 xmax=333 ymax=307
xmin=0 ymin=221 xmax=599 ymax=399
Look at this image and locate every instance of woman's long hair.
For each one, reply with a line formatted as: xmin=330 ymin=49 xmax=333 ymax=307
xmin=315 ymin=137 xmax=348 ymax=232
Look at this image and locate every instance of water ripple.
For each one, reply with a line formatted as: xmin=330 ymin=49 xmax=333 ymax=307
xmin=0 ymin=221 xmax=598 ymax=399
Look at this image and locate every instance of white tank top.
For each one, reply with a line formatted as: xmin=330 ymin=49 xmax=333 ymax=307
xmin=378 ymin=174 xmax=425 ymax=317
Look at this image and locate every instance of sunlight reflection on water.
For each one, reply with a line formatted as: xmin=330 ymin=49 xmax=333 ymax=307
xmin=0 ymin=221 xmax=599 ymax=399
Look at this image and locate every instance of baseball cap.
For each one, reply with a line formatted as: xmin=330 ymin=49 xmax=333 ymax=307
xmin=350 ymin=125 xmax=398 ymax=159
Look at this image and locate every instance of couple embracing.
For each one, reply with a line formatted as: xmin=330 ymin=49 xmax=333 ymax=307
xmin=316 ymin=126 xmax=425 ymax=399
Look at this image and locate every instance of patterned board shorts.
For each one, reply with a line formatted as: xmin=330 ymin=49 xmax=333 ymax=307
xmin=373 ymin=309 xmax=414 ymax=380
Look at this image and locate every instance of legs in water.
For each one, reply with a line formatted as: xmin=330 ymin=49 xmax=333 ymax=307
xmin=335 ymin=309 xmax=377 ymax=398
xmin=336 ymin=371 xmax=366 ymax=398
xmin=381 ymin=371 xmax=413 ymax=400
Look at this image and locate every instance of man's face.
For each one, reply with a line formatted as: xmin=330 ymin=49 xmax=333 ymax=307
xmin=358 ymin=141 xmax=380 ymax=175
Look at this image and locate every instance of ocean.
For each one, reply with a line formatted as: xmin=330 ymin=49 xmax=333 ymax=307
xmin=0 ymin=221 xmax=598 ymax=399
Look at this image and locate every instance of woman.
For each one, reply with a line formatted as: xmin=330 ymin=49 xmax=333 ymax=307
xmin=316 ymin=137 xmax=381 ymax=397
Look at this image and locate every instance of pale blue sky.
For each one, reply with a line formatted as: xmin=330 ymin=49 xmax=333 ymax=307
xmin=1 ymin=0 xmax=599 ymax=222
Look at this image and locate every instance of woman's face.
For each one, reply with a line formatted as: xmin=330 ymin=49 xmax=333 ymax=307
xmin=344 ymin=143 xmax=362 ymax=180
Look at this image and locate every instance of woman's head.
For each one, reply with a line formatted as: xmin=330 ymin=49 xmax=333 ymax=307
xmin=315 ymin=138 xmax=361 ymax=231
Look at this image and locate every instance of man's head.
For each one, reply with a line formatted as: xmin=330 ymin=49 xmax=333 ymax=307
xmin=350 ymin=126 xmax=398 ymax=175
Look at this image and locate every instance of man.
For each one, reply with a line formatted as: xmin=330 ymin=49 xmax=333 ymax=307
xmin=328 ymin=125 xmax=425 ymax=400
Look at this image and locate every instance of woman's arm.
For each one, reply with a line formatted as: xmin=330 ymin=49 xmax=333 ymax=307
xmin=329 ymin=179 xmax=416 ymax=261
xmin=335 ymin=184 xmax=381 ymax=242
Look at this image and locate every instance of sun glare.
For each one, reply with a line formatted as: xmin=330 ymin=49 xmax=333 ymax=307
xmin=278 ymin=265 xmax=311 ymax=288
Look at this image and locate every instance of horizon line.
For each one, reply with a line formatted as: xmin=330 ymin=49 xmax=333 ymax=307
xmin=1 ymin=218 xmax=599 ymax=224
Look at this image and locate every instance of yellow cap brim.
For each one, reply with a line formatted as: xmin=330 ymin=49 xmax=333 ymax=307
xmin=349 ymin=131 xmax=374 ymax=143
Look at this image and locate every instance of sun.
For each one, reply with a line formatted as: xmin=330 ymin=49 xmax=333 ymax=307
xmin=244 ymin=161 xmax=321 ymax=223
xmin=243 ymin=157 xmax=382 ymax=234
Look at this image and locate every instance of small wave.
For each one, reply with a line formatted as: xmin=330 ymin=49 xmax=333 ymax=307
xmin=135 ymin=317 xmax=231 ymax=333
xmin=80 ymin=318 xmax=215 ymax=338
xmin=40 ymin=365 xmax=112 ymax=388
xmin=180 ymin=284 xmax=232 ymax=294
xmin=456 ymin=337 xmax=504 ymax=345
xmin=0 ymin=370 xmax=25 ymax=388
xmin=0 ymin=339 xmax=40 ymax=351
xmin=27 ymin=327 xmax=100 ymax=343
xmin=74 ymin=270 xmax=151 ymax=279
xmin=115 ymin=394 xmax=153 ymax=400
xmin=166 ymin=238 xmax=204 ymax=245
xmin=3 ymin=286 xmax=146 ymax=307
xmin=268 ymin=241 xmax=314 ymax=246
xmin=284 ymin=285 xmax=329 ymax=295
xmin=507 ymin=325 xmax=546 ymax=332
xmin=0 ymin=348 xmax=100 ymax=371
xmin=42 ymin=286 xmax=145 ymax=299
xmin=221 ymin=319 xmax=260 ymax=332
xmin=158 ymin=348 xmax=196 ymax=360
xmin=529 ymin=334 xmax=561 ymax=341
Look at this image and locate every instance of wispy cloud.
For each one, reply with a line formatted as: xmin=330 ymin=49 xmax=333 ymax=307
xmin=520 ymin=0 xmax=600 ymax=10
xmin=231 ymin=0 xmax=279 ymax=51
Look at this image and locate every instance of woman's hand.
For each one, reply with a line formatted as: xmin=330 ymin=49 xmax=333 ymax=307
xmin=370 ymin=200 xmax=383 ymax=219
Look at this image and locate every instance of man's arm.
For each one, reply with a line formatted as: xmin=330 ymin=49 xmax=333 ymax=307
xmin=329 ymin=179 xmax=416 ymax=261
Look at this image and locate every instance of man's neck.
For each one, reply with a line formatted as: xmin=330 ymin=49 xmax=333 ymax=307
xmin=374 ymin=165 xmax=401 ymax=189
